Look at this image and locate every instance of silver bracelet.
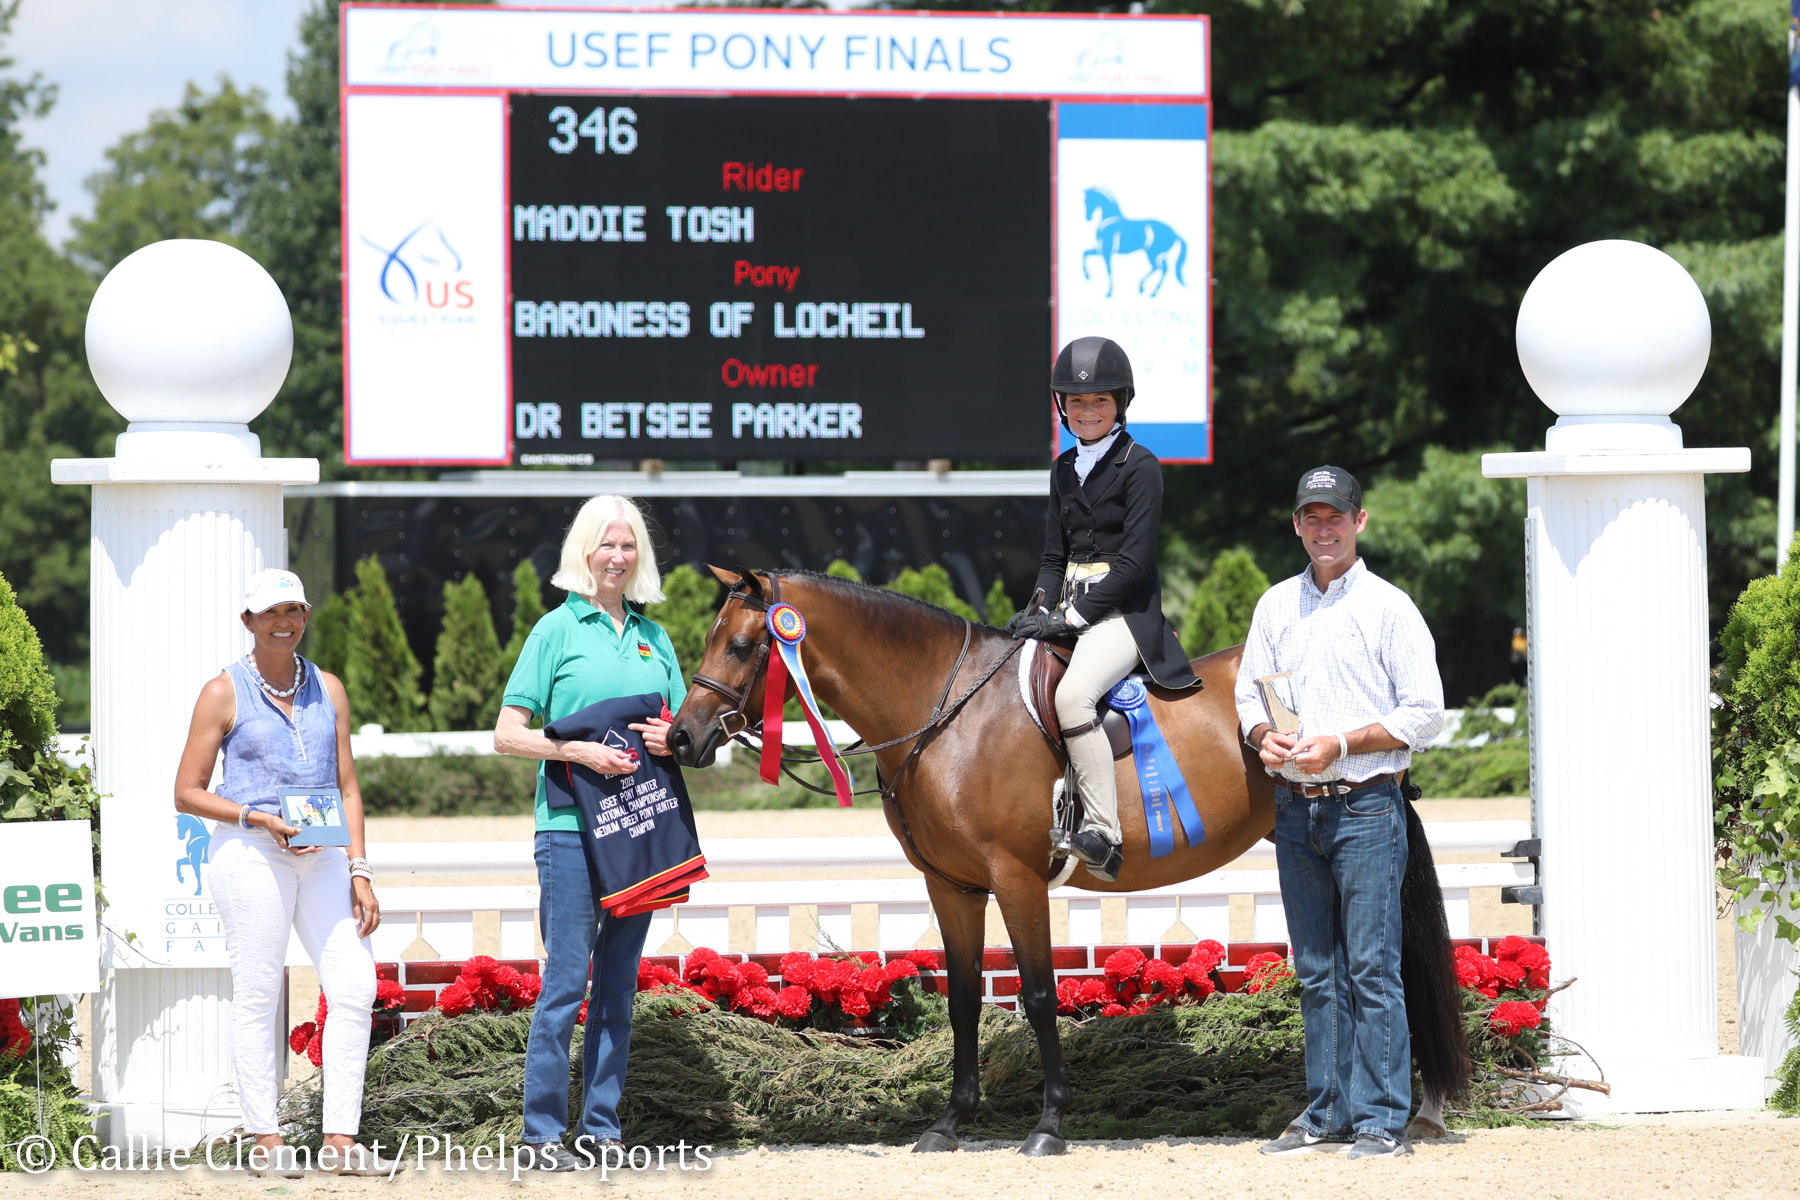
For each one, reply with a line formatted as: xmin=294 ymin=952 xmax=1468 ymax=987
xmin=348 ymin=856 xmax=370 ymax=870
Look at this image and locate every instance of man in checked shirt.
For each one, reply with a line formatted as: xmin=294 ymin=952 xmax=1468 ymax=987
xmin=1237 ymin=465 xmax=1445 ymax=1160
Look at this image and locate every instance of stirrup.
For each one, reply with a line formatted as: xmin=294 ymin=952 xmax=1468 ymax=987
xmin=1069 ymin=829 xmax=1122 ymax=882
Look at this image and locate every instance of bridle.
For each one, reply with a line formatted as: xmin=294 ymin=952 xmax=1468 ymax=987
xmin=688 ymin=575 xmax=777 ymax=742
xmin=686 ymin=571 xmax=1025 ymax=894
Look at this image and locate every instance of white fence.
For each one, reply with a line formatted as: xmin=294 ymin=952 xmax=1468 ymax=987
xmin=331 ymin=822 xmax=1534 ymax=965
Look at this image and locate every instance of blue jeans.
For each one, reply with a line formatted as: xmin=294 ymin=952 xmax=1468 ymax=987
xmin=522 ymin=831 xmax=652 ymax=1145
xmin=1274 ymin=780 xmax=1410 ymax=1141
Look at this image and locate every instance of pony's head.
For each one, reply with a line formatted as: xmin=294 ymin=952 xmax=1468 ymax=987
xmin=1083 ymin=187 xmax=1120 ymax=222
xmin=668 ymin=565 xmax=778 ymax=768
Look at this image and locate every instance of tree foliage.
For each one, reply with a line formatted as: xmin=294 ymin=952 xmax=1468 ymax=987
xmin=345 ymin=555 xmax=427 ymax=733
xmin=68 ymin=78 xmax=273 ymax=272
xmin=1181 ymin=548 xmax=1269 ymax=656
xmin=429 ymin=574 xmax=503 ymax=731
xmin=0 ymin=568 xmax=56 ymax=764
xmin=983 ymin=576 xmax=1014 ymax=628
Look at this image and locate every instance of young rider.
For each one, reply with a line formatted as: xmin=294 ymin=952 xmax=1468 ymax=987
xmin=1006 ymin=337 xmax=1199 ymax=881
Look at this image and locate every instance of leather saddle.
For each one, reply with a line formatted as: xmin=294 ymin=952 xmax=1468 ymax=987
xmin=1027 ymin=636 xmax=1134 ymax=760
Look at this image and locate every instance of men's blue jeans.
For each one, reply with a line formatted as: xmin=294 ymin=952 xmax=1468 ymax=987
xmin=522 ymin=830 xmax=652 ymax=1146
xmin=1273 ymin=779 xmax=1410 ymax=1141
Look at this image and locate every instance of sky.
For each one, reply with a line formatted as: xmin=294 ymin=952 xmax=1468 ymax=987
xmin=8 ymin=0 xmax=313 ymax=248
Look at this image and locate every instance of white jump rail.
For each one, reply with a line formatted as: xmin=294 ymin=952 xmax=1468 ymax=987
xmin=340 ymin=821 xmax=1533 ymax=964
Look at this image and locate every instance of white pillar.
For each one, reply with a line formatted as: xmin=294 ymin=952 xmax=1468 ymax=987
xmin=52 ymin=240 xmax=316 ymax=1149
xmin=1484 ymin=240 xmax=1764 ymax=1113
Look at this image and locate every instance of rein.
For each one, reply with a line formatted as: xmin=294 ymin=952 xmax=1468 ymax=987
xmin=689 ymin=573 xmax=1024 ymax=894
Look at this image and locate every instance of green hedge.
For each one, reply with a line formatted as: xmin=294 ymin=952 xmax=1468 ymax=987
xmin=1406 ymin=685 xmax=1529 ymax=800
xmin=356 ymin=749 xmax=841 ymax=817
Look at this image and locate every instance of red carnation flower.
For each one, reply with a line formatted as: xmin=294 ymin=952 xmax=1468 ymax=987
xmin=1075 ymin=978 xmax=1112 ymax=1007
xmin=1055 ymin=978 xmax=1085 ymax=1015
xmin=305 ymin=1031 xmax=323 ymax=1067
xmin=1188 ymin=940 xmax=1226 ymax=975
xmin=455 ymin=967 xmax=496 ymax=1010
xmin=702 ymin=958 xmax=744 ymax=997
xmin=731 ymin=984 xmax=780 ymax=1020
xmin=1099 ymin=1003 xmax=1128 ymax=1017
xmin=1455 ymin=957 xmax=1482 ymax=990
xmin=839 ymin=989 xmax=872 ymax=1019
xmin=1492 ymin=936 xmax=1531 ymax=963
xmin=577 ymin=998 xmax=589 ymax=1024
xmin=315 ymin=993 xmax=330 ymax=1025
xmin=1494 ymin=959 xmax=1527 ymax=990
xmin=1103 ymin=948 xmax=1147 ymax=983
xmin=883 ymin=958 xmax=920 ymax=983
xmin=738 ymin=961 xmax=770 ymax=990
xmin=779 ymin=952 xmax=816 ymax=988
xmin=683 ymin=946 xmax=722 ymax=982
xmin=437 ymin=982 xmax=476 ymax=1018
xmin=375 ymin=979 xmax=406 ymax=1011
xmin=1143 ymin=958 xmax=1183 ymax=997
xmin=773 ymin=985 xmax=813 ymax=1020
xmin=856 ymin=951 xmax=881 ymax=967
xmin=1489 ymin=1000 xmax=1543 ymax=1038
xmin=1514 ymin=943 xmax=1551 ymax=971
xmin=1527 ymin=965 xmax=1551 ymax=990
xmin=508 ymin=972 xmax=543 ymax=1008
xmin=904 ymin=949 xmax=941 ymax=972
xmin=1180 ymin=955 xmax=1217 ymax=992
xmin=1244 ymin=952 xmax=1293 ymax=993
xmin=288 ymin=1021 xmax=316 ymax=1056
xmin=1126 ymin=999 xmax=1156 ymax=1016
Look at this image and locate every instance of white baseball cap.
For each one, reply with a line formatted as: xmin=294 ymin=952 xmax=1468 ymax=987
xmin=244 ymin=569 xmax=310 ymax=614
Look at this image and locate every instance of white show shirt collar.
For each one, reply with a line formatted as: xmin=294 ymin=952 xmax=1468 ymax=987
xmin=1072 ymin=426 xmax=1122 ymax=484
xmin=1303 ymin=556 xmax=1365 ymax=597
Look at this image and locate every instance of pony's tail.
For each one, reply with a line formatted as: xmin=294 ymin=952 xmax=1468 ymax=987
xmin=1400 ymin=794 xmax=1470 ymax=1105
xmin=1174 ymin=235 xmax=1187 ymax=286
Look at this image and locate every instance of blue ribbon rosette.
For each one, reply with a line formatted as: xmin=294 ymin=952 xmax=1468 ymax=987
xmin=1109 ymin=678 xmax=1205 ymax=858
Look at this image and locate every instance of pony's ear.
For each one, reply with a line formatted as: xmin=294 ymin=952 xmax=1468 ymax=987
xmin=742 ymin=571 xmax=766 ymax=600
xmin=707 ymin=564 xmax=743 ymax=588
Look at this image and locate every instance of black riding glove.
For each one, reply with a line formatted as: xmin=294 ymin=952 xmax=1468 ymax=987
xmin=1009 ymin=611 xmax=1074 ymax=641
xmin=1003 ymin=608 xmax=1039 ymax=637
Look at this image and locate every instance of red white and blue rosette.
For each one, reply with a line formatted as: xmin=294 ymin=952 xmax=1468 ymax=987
xmin=758 ymin=604 xmax=855 ymax=806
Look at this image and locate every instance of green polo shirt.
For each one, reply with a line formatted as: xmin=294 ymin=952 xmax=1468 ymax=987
xmin=501 ymin=594 xmax=688 ymax=832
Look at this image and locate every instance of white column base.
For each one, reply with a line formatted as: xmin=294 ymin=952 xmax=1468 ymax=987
xmin=1551 ymin=1054 xmax=1768 ymax=1117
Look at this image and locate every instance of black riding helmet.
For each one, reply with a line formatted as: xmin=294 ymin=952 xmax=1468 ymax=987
xmin=1050 ymin=337 xmax=1135 ymax=433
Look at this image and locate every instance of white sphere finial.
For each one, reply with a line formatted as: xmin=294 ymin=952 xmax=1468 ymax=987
xmin=85 ymin=239 xmax=293 ymax=460
xmin=1516 ymin=240 xmax=1710 ymax=452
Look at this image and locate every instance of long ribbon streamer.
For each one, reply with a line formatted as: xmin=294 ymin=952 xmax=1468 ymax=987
xmin=1110 ymin=679 xmax=1204 ymax=857
xmin=762 ymin=604 xmax=855 ymax=807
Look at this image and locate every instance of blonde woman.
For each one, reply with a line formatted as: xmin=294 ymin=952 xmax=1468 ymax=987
xmin=493 ymin=495 xmax=686 ymax=1169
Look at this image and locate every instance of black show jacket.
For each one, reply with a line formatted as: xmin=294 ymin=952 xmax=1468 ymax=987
xmin=1030 ymin=431 xmax=1200 ymax=690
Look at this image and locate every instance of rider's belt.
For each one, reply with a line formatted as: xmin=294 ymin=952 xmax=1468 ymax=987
xmin=1282 ymin=772 xmax=1399 ymax=799
xmin=1062 ymin=560 xmax=1112 ymax=607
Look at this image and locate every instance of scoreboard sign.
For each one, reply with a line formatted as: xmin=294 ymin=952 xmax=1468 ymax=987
xmin=340 ymin=5 xmax=1211 ymax=466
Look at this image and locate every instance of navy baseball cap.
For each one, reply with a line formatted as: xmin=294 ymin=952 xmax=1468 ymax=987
xmin=1294 ymin=465 xmax=1363 ymax=514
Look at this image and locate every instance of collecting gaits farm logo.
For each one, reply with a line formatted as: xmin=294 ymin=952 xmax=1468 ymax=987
xmin=1079 ymin=187 xmax=1188 ymax=299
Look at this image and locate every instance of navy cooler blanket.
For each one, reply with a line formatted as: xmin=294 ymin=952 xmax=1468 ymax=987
xmin=544 ymin=693 xmax=708 ymax=915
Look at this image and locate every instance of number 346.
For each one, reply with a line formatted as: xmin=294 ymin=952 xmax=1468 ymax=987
xmin=548 ymin=106 xmax=638 ymax=155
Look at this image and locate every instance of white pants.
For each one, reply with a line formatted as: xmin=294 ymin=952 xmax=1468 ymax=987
xmin=208 ymin=826 xmax=376 ymax=1135
xmin=1054 ymin=612 xmax=1142 ymax=844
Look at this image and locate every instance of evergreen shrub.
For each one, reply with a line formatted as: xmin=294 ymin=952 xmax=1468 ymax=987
xmin=345 ymin=556 xmax=426 ymax=733
xmin=885 ymin=563 xmax=977 ymax=622
xmin=1714 ymin=539 xmax=1800 ymax=945
xmin=983 ymin=577 xmax=1013 ymax=628
xmin=306 ymin=590 xmax=350 ymax=679
xmin=498 ymin=559 xmax=547 ymax=685
xmin=1181 ymin=548 xmax=1269 ymax=656
xmin=645 ymin=564 xmax=719 ymax=687
xmin=429 ymin=575 xmax=503 ymax=731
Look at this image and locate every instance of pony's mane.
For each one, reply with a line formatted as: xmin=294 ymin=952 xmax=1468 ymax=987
xmin=764 ymin=569 xmax=999 ymax=632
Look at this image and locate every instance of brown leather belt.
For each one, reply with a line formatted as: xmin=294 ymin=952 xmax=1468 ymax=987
xmin=1282 ymin=772 xmax=1399 ymax=799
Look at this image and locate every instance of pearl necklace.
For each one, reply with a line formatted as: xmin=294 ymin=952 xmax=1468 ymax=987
xmin=246 ymin=652 xmax=303 ymax=699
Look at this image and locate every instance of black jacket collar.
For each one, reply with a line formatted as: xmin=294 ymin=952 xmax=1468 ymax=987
xmin=1059 ymin=430 xmax=1137 ymax=509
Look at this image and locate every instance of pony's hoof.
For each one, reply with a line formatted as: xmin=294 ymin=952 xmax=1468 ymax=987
xmin=912 ymin=1131 xmax=959 ymax=1154
xmin=1405 ymin=1115 xmax=1447 ymax=1140
xmin=1018 ymin=1131 xmax=1067 ymax=1157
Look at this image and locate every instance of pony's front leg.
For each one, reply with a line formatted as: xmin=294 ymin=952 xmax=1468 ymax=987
xmin=913 ymin=883 xmax=989 ymax=1153
xmin=995 ymin=878 xmax=1068 ymax=1156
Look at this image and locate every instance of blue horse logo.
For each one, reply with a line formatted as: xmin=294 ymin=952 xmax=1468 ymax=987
xmin=175 ymin=813 xmax=211 ymax=897
xmin=1081 ymin=187 xmax=1188 ymax=299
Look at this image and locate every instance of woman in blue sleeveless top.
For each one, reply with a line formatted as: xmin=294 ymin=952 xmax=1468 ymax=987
xmin=174 ymin=569 xmax=388 ymax=1177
